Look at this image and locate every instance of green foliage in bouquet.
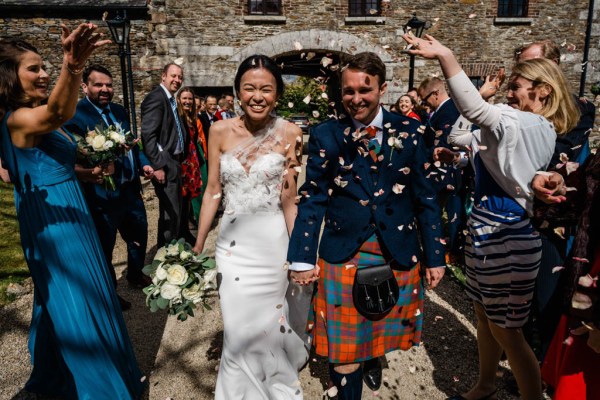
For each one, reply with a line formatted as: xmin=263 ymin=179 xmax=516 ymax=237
xmin=74 ymin=123 xmax=139 ymax=190
xmin=142 ymin=239 xmax=217 ymax=321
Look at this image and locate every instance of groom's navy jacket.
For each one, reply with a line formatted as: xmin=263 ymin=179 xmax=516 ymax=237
xmin=288 ymin=108 xmax=445 ymax=269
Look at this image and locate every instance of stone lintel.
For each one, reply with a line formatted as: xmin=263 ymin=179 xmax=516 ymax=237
xmin=493 ymin=17 xmax=533 ymax=25
xmin=344 ymin=16 xmax=386 ymax=25
xmin=243 ymin=15 xmax=287 ymax=24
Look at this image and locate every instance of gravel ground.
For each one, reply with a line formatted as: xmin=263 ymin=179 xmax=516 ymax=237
xmin=0 ymin=180 xmax=524 ymax=400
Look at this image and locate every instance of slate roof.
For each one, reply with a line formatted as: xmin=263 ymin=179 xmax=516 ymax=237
xmin=0 ymin=0 xmax=149 ymax=19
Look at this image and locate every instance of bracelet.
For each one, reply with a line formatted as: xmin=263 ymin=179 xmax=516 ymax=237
xmin=66 ymin=64 xmax=84 ymax=75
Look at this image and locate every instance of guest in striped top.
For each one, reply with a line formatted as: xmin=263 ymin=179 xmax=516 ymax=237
xmin=403 ymin=33 xmax=579 ymax=400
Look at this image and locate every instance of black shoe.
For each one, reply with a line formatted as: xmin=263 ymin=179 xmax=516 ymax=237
xmin=363 ymin=357 xmax=382 ymax=391
xmin=118 ymin=295 xmax=132 ymax=311
xmin=127 ymin=274 xmax=153 ymax=289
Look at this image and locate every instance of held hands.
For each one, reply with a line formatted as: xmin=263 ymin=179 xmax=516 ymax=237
xmin=142 ymin=165 xmax=155 ymax=180
xmin=532 ymin=171 xmax=567 ymax=204
xmin=61 ymin=23 xmax=111 ymax=72
xmin=153 ymin=169 xmax=166 ymax=184
xmin=290 ymin=266 xmax=320 ymax=286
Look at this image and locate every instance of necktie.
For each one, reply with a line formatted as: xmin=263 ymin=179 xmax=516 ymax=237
xmin=102 ymin=108 xmax=116 ymax=127
xmin=365 ymin=126 xmax=381 ymax=163
xmin=169 ymin=97 xmax=185 ymax=155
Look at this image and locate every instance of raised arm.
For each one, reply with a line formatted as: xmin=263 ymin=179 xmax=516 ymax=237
xmin=402 ymin=34 xmax=501 ymax=133
xmin=8 ymin=24 xmax=110 ymax=146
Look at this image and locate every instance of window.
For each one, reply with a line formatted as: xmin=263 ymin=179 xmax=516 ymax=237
xmin=497 ymin=0 xmax=528 ymax=17
xmin=248 ymin=0 xmax=282 ymax=15
xmin=348 ymin=0 xmax=381 ymax=17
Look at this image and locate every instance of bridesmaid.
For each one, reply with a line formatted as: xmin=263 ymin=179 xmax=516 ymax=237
xmin=0 ymin=25 xmax=144 ymax=399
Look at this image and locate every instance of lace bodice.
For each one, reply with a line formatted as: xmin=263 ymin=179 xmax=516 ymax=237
xmin=220 ymin=118 xmax=291 ymax=214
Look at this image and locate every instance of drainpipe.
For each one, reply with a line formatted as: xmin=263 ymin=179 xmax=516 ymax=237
xmin=579 ymin=0 xmax=595 ymax=97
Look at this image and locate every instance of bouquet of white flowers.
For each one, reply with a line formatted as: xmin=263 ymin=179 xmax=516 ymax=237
xmin=74 ymin=123 xmax=138 ymax=190
xmin=142 ymin=239 xmax=217 ymax=321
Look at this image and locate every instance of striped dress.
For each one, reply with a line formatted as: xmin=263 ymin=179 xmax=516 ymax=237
xmin=464 ymin=154 xmax=542 ymax=328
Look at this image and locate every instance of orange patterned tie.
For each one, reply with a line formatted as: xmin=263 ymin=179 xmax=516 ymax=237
xmin=365 ymin=126 xmax=380 ymax=163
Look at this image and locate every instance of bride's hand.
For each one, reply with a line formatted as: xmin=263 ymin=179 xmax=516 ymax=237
xmin=290 ymin=268 xmax=318 ymax=286
xmin=192 ymin=243 xmax=204 ymax=254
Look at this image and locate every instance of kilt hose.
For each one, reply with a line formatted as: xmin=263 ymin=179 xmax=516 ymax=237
xmin=308 ymin=235 xmax=424 ymax=364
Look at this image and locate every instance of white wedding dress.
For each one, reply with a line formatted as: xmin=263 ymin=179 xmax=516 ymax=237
xmin=215 ymin=118 xmax=308 ymax=399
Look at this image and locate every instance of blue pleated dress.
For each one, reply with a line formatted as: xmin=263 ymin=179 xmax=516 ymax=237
xmin=0 ymin=113 xmax=144 ymax=399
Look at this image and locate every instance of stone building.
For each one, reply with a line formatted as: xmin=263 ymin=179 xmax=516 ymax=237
xmin=1 ymin=0 xmax=599 ymax=132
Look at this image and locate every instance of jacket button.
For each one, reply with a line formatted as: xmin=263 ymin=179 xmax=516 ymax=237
xmin=432 ymin=225 xmax=437 ymax=230
xmin=304 ymin=246 xmax=310 ymax=251
xmin=372 ymin=204 xmax=377 ymax=210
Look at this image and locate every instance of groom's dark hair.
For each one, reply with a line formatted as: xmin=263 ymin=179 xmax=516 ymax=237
xmin=343 ymin=52 xmax=386 ymax=86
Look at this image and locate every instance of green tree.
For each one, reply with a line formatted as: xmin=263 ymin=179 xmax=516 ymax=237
xmin=278 ymin=76 xmax=330 ymax=123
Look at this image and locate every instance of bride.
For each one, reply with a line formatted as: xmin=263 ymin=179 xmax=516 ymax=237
xmin=192 ymin=55 xmax=308 ymax=399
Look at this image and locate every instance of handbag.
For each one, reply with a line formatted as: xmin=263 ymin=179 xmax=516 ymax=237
xmin=352 ymin=264 xmax=399 ymax=321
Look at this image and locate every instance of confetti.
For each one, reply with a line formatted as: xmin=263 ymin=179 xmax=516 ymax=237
xmin=303 ymin=95 xmax=311 ymax=104
xmin=392 ymin=183 xmax=405 ymax=194
xmin=359 ymin=199 xmax=370 ymax=206
xmin=230 ymin=240 xmax=236 ymax=247
xmin=572 ymin=292 xmax=592 ymax=310
xmin=321 ymin=56 xmax=333 ymax=67
xmin=578 ymin=274 xmax=595 ymax=288
xmin=212 ymin=192 xmax=222 ymax=200
xmin=294 ymin=41 xmax=303 ymax=51
xmin=552 ymin=266 xmax=564 ymax=273
xmin=288 ymin=102 xmax=294 ymax=108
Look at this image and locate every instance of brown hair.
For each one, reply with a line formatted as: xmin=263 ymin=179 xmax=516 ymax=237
xmin=512 ymin=58 xmax=579 ymax=134
xmin=162 ymin=62 xmax=183 ymax=75
xmin=514 ymin=40 xmax=561 ymax=64
xmin=0 ymin=38 xmax=40 ymax=120
xmin=176 ymin=86 xmax=198 ymax=130
xmin=343 ymin=52 xmax=386 ymax=86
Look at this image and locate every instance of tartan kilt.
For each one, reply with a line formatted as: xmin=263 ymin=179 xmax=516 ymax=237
xmin=308 ymin=236 xmax=424 ymax=364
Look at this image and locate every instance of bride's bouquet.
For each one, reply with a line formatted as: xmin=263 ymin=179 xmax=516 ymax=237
xmin=74 ymin=123 xmax=138 ymax=190
xmin=142 ymin=239 xmax=217 ymax=321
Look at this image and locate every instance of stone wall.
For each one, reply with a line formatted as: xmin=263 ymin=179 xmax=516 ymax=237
xmin=0 ymin=0 xmax=596 ymax=135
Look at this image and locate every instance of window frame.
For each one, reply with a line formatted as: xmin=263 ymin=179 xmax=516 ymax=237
xmin=497 ymin=0 xmax=529 ymax=18
xmin=247 ymin=0 xmax=283 ymax=16
xmin=348 ymin=0 xmax=382 ymax=17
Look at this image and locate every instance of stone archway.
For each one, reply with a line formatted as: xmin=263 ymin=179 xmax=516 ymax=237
xmin=230 ymin=29 xmax=403 ymax=105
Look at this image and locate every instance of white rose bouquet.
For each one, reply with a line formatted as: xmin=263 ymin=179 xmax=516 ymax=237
xmin=74 ymin=123 xmax=138 ymax=190
xmin=142 ymin=239 xmax=217 ymax=321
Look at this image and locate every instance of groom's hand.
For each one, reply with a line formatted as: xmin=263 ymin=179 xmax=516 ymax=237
xmin=290 ymin=268 xmax=318 ymax=286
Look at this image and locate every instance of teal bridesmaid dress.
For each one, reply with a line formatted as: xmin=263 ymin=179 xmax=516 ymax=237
xmin=0 ymin=113 xmax=144 ymax=399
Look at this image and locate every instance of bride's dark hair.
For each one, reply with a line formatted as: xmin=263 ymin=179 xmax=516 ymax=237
xmin=234 ymin=54 xmax=284 ymax=97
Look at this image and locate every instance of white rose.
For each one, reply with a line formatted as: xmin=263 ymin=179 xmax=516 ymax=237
xmin=155 ymin=265 xmax=168 ymax=280
xmin=160 ymin=283 xmax=181 ymax=300
xmin=166 ymin=244 xmax=180 ymax=256
xmin=85 ymin=135 xmax=95 ymax=145
xmin=155 ymin=247 xmax=167 ymax=262
xmin=109 ymin=131 xmax=125 ymax=144
xmin=203 ymin=269 xmax=218 ymax=290
xmin=92 ymin=135 xmax=106 ymax=151
xmin=166 ymin=264 xmax=188 ymax=285
xmin=180 ymin=250 xmax=192 ymax=260
xmin=102 ymin=140 xmax=114 ymax=151
xmin=152 ymin=276 xmax=159 ymax=285
xmin=182 ymin=283 xmax=203 ymax=302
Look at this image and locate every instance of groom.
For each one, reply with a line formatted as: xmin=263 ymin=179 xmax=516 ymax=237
xmin=288 ymin=52 xmax=446 ymax=399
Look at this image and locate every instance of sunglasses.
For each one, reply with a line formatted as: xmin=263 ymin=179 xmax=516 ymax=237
xmin=421 ymin=89 xmax=438 ymax=105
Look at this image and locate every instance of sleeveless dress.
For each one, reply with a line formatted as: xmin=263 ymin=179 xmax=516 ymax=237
xmin=0 ymin=114 xmax=143 ymax=399
xmin=214 ymin=117 xmax=308 ymax=399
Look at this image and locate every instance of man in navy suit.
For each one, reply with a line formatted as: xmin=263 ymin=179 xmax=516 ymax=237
xmin=418 ymin=77 xmax=463 ymax=262
xmin=141 ymin=63 xmax=189 ymax=248
xmin=288 ymin=53 xmax=445 ymax=399
xmin=65 ymin=64 xmax=154 ymax=310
